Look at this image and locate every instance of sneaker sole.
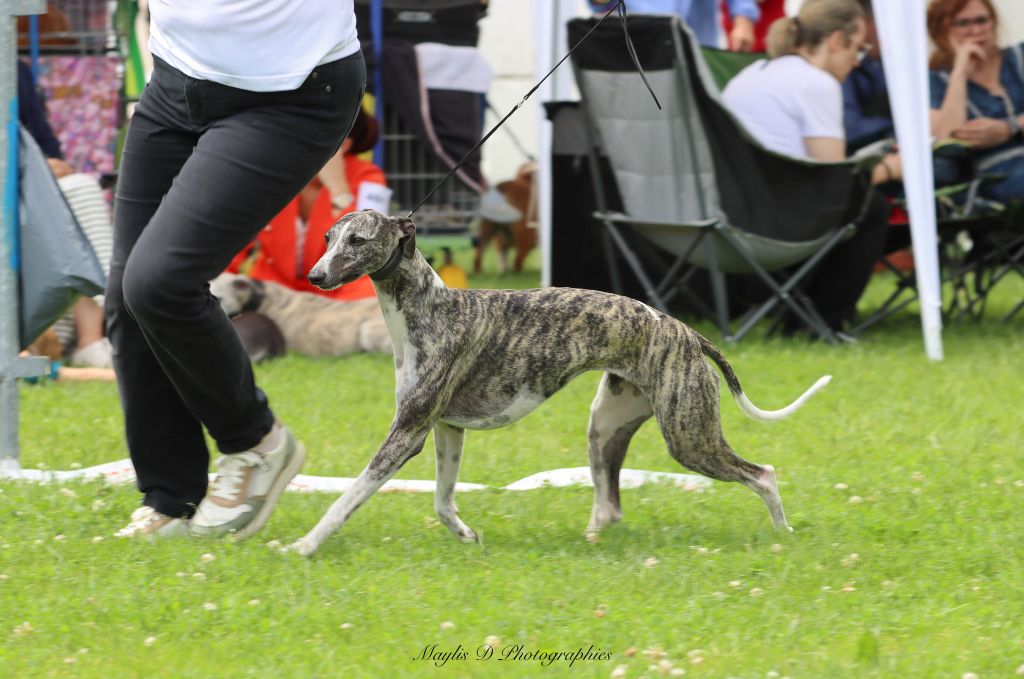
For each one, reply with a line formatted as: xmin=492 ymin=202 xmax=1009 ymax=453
xmin=230 ymin=440 xmax=306 ymax=541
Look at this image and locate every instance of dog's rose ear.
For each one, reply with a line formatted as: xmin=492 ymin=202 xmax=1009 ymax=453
xmin=394 ymin=217 xmax=417 ymax=258
xmin=393 ymin=216 xmax=416 ymax=238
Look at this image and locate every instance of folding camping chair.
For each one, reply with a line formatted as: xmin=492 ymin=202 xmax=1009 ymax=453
xmin=850 ymin=146 xmax=1024 ymax=333
xmin=568 ymin=15 xmax=881 ymax=342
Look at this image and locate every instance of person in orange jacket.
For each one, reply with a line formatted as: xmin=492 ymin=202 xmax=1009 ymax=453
xmin=228 ymin=106 xmax=391 ymax=300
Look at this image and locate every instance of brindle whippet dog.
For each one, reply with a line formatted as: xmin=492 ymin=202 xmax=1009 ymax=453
xmin=291 ymin=210 xmax=830 ymax=555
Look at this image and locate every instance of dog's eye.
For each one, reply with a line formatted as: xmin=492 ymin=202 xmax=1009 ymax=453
xmin=348 ymin=235 xmax=366 ymax=246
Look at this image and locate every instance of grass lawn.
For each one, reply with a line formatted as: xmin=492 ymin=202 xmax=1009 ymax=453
xmin=2 ymin=246 xmax=1023 ymax=678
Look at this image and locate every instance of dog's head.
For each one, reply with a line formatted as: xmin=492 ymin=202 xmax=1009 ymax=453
xmin=210 ymin=272 xmax=263 ymax=317
xmin=307 ymin=209 xmax=416 ymax=290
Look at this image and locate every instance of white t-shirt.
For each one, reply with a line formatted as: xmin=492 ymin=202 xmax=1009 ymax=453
xmin=148 ymin=1 xmax=360 ymax=92
xmin=722 ymin=55 xmax=844 ymax=160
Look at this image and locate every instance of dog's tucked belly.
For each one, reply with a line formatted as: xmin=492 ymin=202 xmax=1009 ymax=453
xmin=440 ymin=385 xmax=547 ymax=430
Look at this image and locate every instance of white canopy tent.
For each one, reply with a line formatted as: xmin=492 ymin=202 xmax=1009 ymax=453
xmin=533 ymin=0 xmax=944 ymax=359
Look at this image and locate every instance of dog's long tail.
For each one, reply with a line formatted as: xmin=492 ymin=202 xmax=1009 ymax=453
xmin=697 ymin=335 xmax=831 ymax=422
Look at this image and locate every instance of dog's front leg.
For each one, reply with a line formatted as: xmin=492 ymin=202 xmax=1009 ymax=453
xmin=288 ymin=426 xmax=429 ymax=556
xmin=433 ymin=422 xmax=478 ymax=543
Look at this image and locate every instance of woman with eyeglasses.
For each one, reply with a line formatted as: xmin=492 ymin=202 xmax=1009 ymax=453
xmin=929 ymin=0 xmax=1024 ymax=204
xmin=722 ymin=0 xmax=899 ymax=333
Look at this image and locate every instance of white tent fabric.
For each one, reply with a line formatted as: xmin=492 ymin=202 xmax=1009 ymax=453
xmin=536 ymin=0 xmax=945 ymax=358
xmin=874 ymin=0 xmax=944 ymax=360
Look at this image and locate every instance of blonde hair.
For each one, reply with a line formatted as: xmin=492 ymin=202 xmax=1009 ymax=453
xmin=766 ymin=0 xmax=865 ymax=58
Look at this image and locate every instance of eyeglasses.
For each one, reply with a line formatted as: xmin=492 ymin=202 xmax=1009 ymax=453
xmin=951 ymin=15 xmax=993 ymax=29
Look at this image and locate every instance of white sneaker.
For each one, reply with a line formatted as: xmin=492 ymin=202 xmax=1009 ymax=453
xmin=70 ymin=338 xmax=113 ymax=369
xmin=114 ymin=506 xmax=187 ymax=538
xmin=190 ymin=427 xmax=305 ymax=539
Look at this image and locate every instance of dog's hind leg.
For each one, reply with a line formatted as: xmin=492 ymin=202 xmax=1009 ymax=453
xmin=288 ymin=425 xmax=430 ymax=556
xmin=586 ymin=373 xmax=653 ymax=537
xmin=654 ymin=357 xmax=792 ymax=532
xmin=433 ymin=422 xmax=478 ymax=543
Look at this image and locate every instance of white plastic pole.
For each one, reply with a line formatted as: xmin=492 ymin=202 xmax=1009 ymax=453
xmin=874 ymin=0 xmax=945 ymax=360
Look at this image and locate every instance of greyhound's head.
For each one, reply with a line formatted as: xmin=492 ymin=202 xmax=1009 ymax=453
xmin=210 ymin=272 xmax=264 ymax=317
xmin=307 ymin=209 xmax=416 ymax=290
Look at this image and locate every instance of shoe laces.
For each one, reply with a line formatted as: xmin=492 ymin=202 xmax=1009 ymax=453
xmin=209 ymin=451 xmax=267 ymax=502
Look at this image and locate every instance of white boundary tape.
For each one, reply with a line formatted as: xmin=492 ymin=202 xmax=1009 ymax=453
xmin=0 ymin=460 xmax=711 ymax=494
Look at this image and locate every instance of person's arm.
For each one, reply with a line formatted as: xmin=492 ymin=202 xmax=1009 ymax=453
xmin=806 ymin=138 xmax=901 ymax=185
xmin=804 ymin=137 xmax=846 ymax=163
xmin=870 ymin=153 xmax=902 ymax=186
xmin=951 ymin=117 xmax=1015 ymax=149
xmin=317 ymin=147 xmax=353 ymax=211
xmin=800 ymin=76 xmax=847 ymax=161
xmin=842 ymin=65 xmax=895 ymax=147
xmin=930 ymin=40 xmax=986 ymax=139
xmin=725 ymin=0 xmax=760 ymax=52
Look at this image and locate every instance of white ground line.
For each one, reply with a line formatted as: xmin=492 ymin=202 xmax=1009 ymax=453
xmin=0 ymin=460 xmax=711 ymax=493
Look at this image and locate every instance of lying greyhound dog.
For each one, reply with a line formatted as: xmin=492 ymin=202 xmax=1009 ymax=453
xmin=210 ymin=273 xmax=391 ymax=357
xmin=290 ymin=210 xmax=830 ymax=555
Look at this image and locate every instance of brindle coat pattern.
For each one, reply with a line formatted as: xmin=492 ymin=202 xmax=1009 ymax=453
xmin=289 ymin=210 xmax=827 ymax=555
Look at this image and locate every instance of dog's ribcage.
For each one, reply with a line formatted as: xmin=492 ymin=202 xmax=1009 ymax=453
xmin=384 ymin=284 xmax=688 ymax=431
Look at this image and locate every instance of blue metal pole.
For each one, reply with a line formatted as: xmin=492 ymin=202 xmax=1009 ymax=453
xmin=28 ymin=14 xmax=39 ymax=80
xmin=1 ymin=0 xmax=48 ymax=472
xmin=370 ymin=0 xmax=384 ymax=167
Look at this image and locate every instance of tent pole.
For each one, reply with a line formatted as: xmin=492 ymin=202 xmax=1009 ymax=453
xmin=875 ymin=0 xmax=944 ymax=360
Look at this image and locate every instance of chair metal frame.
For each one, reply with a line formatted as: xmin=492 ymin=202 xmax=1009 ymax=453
xmin=571 ymin=17 xmax=876 ymax=343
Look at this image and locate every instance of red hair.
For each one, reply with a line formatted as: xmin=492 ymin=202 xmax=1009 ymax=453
xmin=345 ymin=107 xmax=380 ymax=155
xmin=927 ymin=0 xmax=1000 ymax=70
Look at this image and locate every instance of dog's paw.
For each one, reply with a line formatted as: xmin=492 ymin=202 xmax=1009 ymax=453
xmin=457 ymin=528 xmax=479 ymax=544
xmin=282 ymin=538 xmax=317 ymax=557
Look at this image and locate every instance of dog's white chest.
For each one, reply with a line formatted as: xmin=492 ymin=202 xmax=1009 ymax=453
xmin=378 ymin=296 xmax=419 ymax=401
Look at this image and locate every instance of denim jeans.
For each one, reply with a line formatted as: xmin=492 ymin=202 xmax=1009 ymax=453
xmin=105 ymin=53 xmax=365 ymax=517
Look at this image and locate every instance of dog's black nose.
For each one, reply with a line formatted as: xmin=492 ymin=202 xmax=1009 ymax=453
xmin=307 ymin=271 xmax=325 ymax=286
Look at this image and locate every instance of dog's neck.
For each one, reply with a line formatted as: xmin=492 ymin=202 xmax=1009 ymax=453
xmin=369 ymin=248 xmax=446 ymax=316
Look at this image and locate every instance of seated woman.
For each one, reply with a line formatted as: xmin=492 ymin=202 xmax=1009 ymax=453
xmin=228 ymin=107 xmax=390 ymax=300
xmin=721 ymin=0 xmax=900 ymax=333
xmin=928 ymin=0 xmax=1024 ymax=205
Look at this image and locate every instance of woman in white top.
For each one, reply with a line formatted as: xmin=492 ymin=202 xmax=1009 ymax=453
xmin=722 ymin=0 xmax=899 ymax=333
xmin=108 ymin=1 xmax=366 ymax=538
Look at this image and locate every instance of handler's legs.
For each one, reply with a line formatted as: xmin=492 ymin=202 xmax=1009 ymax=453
xmin=107 ymin=54 xmax=365 ymax=530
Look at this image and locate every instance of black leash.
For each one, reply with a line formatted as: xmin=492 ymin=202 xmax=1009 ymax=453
xmin=485 ymin=101 xmax=537 ymax=164
xmin=405 ymin=0 xmax=660 ymax=220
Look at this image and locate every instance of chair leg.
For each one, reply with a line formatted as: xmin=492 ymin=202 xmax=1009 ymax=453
xmin=601 ymin=228 xmax=623 ymax=294
xmin=706 ymin=238 xmax=732 ymax=341
xmin=718 ymin=226 xmax=850 ymax=343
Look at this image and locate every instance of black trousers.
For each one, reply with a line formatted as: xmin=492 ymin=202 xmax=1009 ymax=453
xmin=105 ymin=53 xmax=365 ymax=518
xmin=803 ymin=190 xmax=892 ymax=329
